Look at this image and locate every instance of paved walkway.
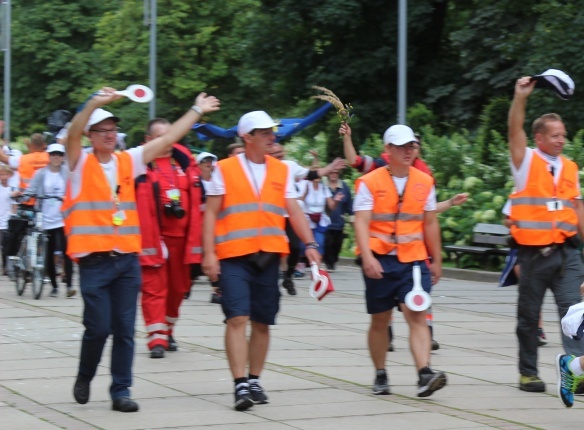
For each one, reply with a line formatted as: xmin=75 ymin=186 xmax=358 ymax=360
xmin=1 ymin=265 xmax=583 ymax=430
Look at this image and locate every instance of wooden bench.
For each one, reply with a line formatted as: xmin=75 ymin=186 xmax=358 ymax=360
xmin=444 ymin=223 xmax=510 ymax=269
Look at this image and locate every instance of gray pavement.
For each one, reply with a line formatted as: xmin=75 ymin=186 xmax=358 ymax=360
xmin=1 ymin=265 xmax=583 ymax=430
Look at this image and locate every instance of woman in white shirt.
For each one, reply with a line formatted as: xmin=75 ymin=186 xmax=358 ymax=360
xmin=27 ymin=144 xmax=75 ymax=298
xmin=299 ymin=177 xmax=343 ymax=255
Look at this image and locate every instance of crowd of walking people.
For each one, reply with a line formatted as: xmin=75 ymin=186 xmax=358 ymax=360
xmin=2 ymin=74 xmax=584 ymax=414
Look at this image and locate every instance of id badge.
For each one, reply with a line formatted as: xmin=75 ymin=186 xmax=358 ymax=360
xmin=166 ymin=189 xmax=180 ymax=201
xmin=112 ymin=210 xmax=127 ymax=226
xmin=546 ymin=201 xmax=563 ymax=212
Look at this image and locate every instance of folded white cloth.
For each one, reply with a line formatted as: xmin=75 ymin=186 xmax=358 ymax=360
xmin=561 ymin=302 xmax=584 ymax=340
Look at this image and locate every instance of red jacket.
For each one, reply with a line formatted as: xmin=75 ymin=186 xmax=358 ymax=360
xmin=135 ymin=144 xmax=203 ymax=266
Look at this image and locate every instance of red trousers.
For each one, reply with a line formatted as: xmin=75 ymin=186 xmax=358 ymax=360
xmin=141 ymin=235 xmax=191 ymax=350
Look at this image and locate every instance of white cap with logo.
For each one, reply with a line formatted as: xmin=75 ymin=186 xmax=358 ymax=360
xmin=84 ymin=108 xmax=120 ymax=131
xmin=237 ymin=111 xmax=279 ymax=137
xmin=383 ymin=124 xmax=417 ymax=146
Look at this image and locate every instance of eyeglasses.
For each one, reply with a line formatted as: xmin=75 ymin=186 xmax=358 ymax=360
xmin=392 ymin=143 xmax=417 ymax=151
xmin=89 ymin=127 xmax=120 ymax=136
xmin=49 ymin=152 xmax=65 ymax=156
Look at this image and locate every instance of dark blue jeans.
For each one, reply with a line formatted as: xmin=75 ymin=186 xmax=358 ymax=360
xmin=77 ymin=253 xmax=141 ymax=400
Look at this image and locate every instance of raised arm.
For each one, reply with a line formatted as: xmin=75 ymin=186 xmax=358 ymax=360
xmin=142 ymin=92 xmax=220 ymax=164
xmin=508 ymin=77 xmax=536 ymax=169
xmin=66 ymin=88 xmax=123 ymax=170
xmin=339 ymin=123 xmax=358 ymax=165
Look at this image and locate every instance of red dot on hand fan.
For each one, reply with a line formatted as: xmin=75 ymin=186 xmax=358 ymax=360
xmin=413 ymin=295 xmax=424 ymax=306
xmin=134 ymin=89 xmax=146 ymax=98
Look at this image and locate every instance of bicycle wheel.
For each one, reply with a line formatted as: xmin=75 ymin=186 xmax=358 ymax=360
xmin=14 ymin=264 xmax=26 ymax=296
xmin=32 ymin=234 xmax=47 ymax=300
xmin=13 ymin=239 xmax=28 ymax=296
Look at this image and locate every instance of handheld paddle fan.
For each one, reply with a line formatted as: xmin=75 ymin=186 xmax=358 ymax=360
xmin=404 ymin=263 xmax=431 ymax=312
xmin=99 ymin=85 xmax=154 ymax=103
xmin=309 ymin=263 xmax=334 ymax=301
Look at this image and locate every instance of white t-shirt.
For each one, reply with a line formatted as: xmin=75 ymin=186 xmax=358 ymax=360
xmin=353 ymin=176 xmax=437 ymax=211
xmin=502 ymin=199 xmax=511 ymax=216
xmin=68 ymin=147 xmax=146 ymax=200
xmin=206 ymin=153 xmax=296 ymax=198
xmin=510 ymin=147 xmax=581 ymax=196
xmin=298 ymin=180 xmax=333 ymax=228
xmin=41 ymin=171 xmax=66 ymax=230
xmin=0 ymin=183 xmax=14 ymax=230
xmin=7 ymin=170 xmax=19 ymax=189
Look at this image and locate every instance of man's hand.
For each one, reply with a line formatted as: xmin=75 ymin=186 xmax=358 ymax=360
xmin=304 ymin=248 xmax=321 ymax=267
xmin=451 ymin=193 xmax=469 ymax=206
xmin=514 ymin=76 xmax=536 ymax=99
xmin=429 ymin=261 xmax=442 ymax=285
xmin=194 ymin=92 xmax=221 ymax=115
xmin=362 ymin=254 xmax=383 ymax=279
xmin=89 ymin=87 xmax=124 ymax=108
xmin=330 ymin=158 xmax=346 ymax=170
xmin=339 ymin=123 xmax=351 ymax=137
xmin=203 ymin=252 xmax=221 ymax=283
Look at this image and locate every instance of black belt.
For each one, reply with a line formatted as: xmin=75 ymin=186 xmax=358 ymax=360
xmin=78 ymin=251 xmax=128 ymax=264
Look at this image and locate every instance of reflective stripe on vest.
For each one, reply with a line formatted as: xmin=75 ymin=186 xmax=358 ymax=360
xmin=371 ymin=212 xmax=424 ymax=222
xmin=141 ymin=247 xmax=158 ymax=256
xmin=218 ymin=202 xmax=286 ymax=220
xmin=511 ymin=197 xmax=575 ymax=209
xmin=216 ymin=227 xmax=286 ymax=244
xmin=370 ymin=232 xmax=425 ymax=244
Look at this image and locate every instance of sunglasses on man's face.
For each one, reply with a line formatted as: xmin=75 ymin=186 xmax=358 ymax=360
xmin=49 ymin=152 xmax=65 ymax=156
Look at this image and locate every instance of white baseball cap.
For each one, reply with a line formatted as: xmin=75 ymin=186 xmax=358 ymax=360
xmin=196 ymin=151 xmax=218 ymax=165
xmin=84 ymin=108 xmax=120 ymax=131
xmin=237 ymin=111 xmax=280 ymax=137
xmin=47 ymin=143 xmax=66 ymax=153
xmin=383 ymin=124 xmax=417 ymax=146
xmin=531 ymin=69 xmax=575 ymax=101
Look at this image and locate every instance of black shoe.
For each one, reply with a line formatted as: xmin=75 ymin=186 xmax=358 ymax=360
xmin=49 ymin=288 xmax=58 ymax=298
xmin=150 ymin=345 xmax=165 ymax=359
xmin=417 ymin=368 xmax=447 ymax=397
xmin=167 ymin=335 xmax=178 ymax=352
xmin=248 ymin=379 xmax=269 ymax=404
xmin=73 ymin=378 xmax=90 ymax=404
xmin=234 ymin=383 xmax=254 ymax=411
xmin=325 ymin=263 xmax=335 ymax=272
xmin=112 ymin=397 xmax=139 ymax=412
xmin=431 ymin=339 xmax=440 ymax=351
xmin=282 ymin=278 xmax=297 ymax=295
xmin=387 ymin=342 xmax=394 ymax=352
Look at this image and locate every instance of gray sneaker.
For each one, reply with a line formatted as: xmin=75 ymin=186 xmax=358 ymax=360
xmin=234 ymin=383 xmax=254 ymax=411
xmin=417 ymin=369 xmax=447 ymax=397
xmin=373 ymin=371 xmax=390 ymax=395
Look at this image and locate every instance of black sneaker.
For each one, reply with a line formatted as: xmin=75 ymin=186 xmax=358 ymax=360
xmin=234 ymin=382 xmax=254 ymax=411
xmin=417 ymin=368 xmax=447 ymax=397
xmin=167 ymin=335 xmax=178 ymax=352
xmin=150 ymin=345 xmax=165 ymax=359
xmin=248 ymin=379 xmax=269 ymax=404
xmin=49 ymin=288 xmax=58 ymax=298
xmin=282 ymin=278 xmax=297 ymax=296
xmin=431 ymin=339 xmax=440 ymax=351
xmin=373 ymin=371 xmax=390 ymax=395
xmin=73 ymin=378 xmax=90 ymax=404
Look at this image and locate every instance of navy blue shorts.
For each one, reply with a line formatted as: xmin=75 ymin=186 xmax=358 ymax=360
xmin=363 ymin=255 xmax=432 ymax=315
xmin=218 ymin=255 xmax=281 ymax=325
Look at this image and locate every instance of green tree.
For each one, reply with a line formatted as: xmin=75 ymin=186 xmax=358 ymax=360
xmin=0 ymin=1 xmax=117 ymax=136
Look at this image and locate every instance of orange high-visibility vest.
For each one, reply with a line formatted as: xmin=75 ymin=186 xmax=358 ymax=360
xmin=18 ymin=151 xmax=49 ymax=206
xmin=215 ymin=155 xmax=289 ymax=260
xmin=61 ymin=152 xmax=141 ymax=257
xmin=18 ymin=151 xmax=49 ymax=190
xmin=510 ymin=153 xmax=579 ymax=245
xmin=355 ymin=166 xmax=433 ymax=263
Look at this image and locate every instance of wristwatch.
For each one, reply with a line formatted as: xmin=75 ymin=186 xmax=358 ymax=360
xmin=305 ymin=241 xmax=319 ymax=249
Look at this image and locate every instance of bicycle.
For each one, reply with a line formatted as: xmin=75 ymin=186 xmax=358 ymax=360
xmin=8 ymin=195 xmax=60 ymax=299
